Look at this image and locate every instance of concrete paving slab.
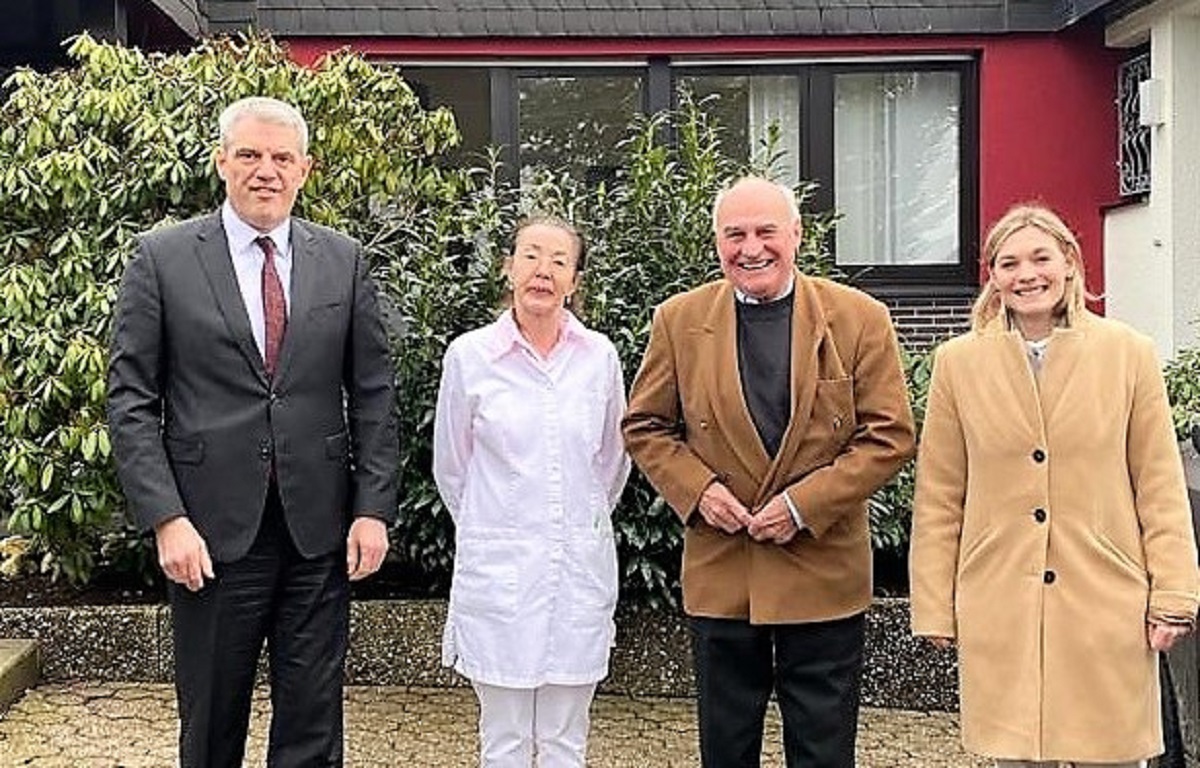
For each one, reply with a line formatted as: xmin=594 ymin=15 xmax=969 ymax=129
xmin=0 ymin=682 xmax=990 ymax=767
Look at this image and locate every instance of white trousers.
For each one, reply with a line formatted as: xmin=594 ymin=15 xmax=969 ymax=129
xmin=995 ymin=760 xmax=1148 ymax=767
xmin=472 ymin=681 xmax=597 ymax=768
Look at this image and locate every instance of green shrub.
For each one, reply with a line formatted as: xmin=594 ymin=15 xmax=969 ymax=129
xmin=0 ymin=33 xmax=916 ymax=606
xmin=509 ymin=100 xmax=839 ymax=607
xmin=868 ymin=345 xmax=932 ymax=554
xmin=1165 ymin=344 xmax=1200 ymax=442
xmin=0 ymin=32 xmax=462 ymax=584
xmin=386 ymin=97 xmax=840 ymax=607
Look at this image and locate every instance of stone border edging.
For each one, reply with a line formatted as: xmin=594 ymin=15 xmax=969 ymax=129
xmin=0 ymin=597 xmax=959 ymax=710
xmin=0 ymin=639 xmax=39 ymax=713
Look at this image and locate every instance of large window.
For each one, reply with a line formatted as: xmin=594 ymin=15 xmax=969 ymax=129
xmin=404 ymin=66 xmax=492 ymax=164
xmin=674 ymin=62 xmax=974 ymax=287
xmin=678 ymin=74 xmax=803 ymax=188
xmin=517 ymin=74 xmax=645 ymax=187
xmin=834 ymin=71 xmax=960 ymax=269
xmin=397 ymin=59 xmax=977 ymax=290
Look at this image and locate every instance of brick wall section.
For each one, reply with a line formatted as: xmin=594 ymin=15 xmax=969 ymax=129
xmin=883 ymin=294 xmax=973 ymax=350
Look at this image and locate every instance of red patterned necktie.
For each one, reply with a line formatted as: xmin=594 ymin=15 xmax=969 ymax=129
xmin=256 ymin=236 xmax=287 ymax=379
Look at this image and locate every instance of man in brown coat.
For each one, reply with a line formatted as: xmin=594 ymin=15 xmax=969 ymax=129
xmin=622 ymin=177 xmax=915 ymax=767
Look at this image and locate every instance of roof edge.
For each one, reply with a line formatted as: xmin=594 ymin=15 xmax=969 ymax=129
xmin=147 ymin=0 xmax=205 ymax=39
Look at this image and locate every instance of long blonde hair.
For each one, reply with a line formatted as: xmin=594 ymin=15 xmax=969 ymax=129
xmin=971 ymin=203 xmax=1092 ymax=331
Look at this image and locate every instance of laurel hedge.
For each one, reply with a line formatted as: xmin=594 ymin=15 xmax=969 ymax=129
xmin=0 ymin=32 xmax=948 ymax=605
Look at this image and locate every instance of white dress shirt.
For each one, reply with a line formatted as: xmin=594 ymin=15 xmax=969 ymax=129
xmin=221 ymin=200 xmax=293 ymax=359
xmin=433 ymin=309 xmax=631 ymax=688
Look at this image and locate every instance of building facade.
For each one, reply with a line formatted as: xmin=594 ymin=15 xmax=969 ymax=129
xmin=12 ymin=1 xmax=1192 ymax=352
xmin=1104 ymin=0 xmax=1200 ymax=358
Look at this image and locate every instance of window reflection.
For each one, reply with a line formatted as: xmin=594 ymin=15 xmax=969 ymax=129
xmin=835 ymin=72 xmax=960 ymax=267
xmin=678 ymin=74 xmax=802 ymax=188
xmin=518 ymin=74 xmax=644 ymax=188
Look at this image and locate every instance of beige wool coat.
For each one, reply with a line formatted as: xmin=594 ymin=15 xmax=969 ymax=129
xmin=910 ymin=310 xmax=1200 ymax=763
xmin=623 ymin=274 xmax=915 ymax=623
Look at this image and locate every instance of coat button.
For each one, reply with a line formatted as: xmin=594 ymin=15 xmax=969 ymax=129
xmin=1033 ymin=508 xmax=1047 ymax=523
xmin=1032 ymin=448 xmax=1046 ymax=463
xmin=699 ymin=420 xmax=708 ymax=429
xmin=1043 ymin=570 xmax=1056 ymax=584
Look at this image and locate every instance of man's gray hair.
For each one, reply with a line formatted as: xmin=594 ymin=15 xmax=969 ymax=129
xmin=218 ymin=97 xmax=309 ymax=155
xmin=711 ymin=177 xmax=801 ymax=232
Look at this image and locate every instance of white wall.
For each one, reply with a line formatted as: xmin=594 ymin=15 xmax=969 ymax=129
xmin=1106 ymin=0 xmax=1200 ymax=359
xmin=1105 ymin=203 xmax=1176 ymax=359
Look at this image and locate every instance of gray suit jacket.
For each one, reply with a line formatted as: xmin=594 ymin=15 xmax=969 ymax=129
xmin=107 ymin=212 xmax=398 ymax=562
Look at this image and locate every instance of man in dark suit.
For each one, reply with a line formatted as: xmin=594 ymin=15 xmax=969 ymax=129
xmin=107 ymin=96 xmax=398 ymax=767
xmin=622 ymin=177 xmax=915 ymax=767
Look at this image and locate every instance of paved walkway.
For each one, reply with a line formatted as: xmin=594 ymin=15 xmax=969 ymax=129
xmin=0 ymin=682 xmax=987 ymax=766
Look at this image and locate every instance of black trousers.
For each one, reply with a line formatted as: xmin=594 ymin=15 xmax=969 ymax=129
xmin=691 ymin=613 xmax=866 ymax=768
xmin=170 ymin=488 xmax=350 ymax=768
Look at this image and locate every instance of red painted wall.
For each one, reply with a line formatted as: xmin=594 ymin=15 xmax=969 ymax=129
xmin=976 ymin=23 xmax=1123 ymax=305
xmin=285 ymin=19 xmax=1122 ymax=297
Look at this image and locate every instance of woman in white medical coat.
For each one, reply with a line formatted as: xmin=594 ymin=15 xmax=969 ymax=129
xmin=433 ymin=214 xmax=630 ymax=768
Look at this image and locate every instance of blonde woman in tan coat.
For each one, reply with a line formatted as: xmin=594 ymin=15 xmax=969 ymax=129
xmin=910 ymin=203 xmax=1200 ymax=767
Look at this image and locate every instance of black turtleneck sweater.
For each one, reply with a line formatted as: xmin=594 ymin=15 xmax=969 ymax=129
xmin=735 ymin=295 xmax=793 ymax=458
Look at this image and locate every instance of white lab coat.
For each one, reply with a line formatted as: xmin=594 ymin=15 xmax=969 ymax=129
xmin=433 ymin=311 xmax=631 ymax=688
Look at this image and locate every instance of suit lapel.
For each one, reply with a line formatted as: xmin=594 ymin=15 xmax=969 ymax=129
xmin=706 ymin=282 xmax=773 ymax=476
xmin=273 ymin=219 xmax=318 ymax=384
xmin=195 ymin=213 xmax=267 ymax=385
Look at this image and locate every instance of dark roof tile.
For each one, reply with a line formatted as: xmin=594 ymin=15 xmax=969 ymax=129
xmin=536 ymin=9 xmax=566 ymax=34
xmin=586 ymin=10 xmax=608 ymax=33
xmin=614 ymin=10 xmax=641 ymax=34
xmin=562 ymin=10 xmax=589 ymax=32
xmin=360 ymin=8 xmax=384 ymax=33
xmin=820 ymin=6 xmax=851 ymax=33
xmin=639 ymin=8 xmax=669 ymax=32
xmin=379 ymin=7 xmax=415 ymax=32
xmin=484 ymin=9 xmax=513 ymax=34
xmin=253 ymin=0 xmax=1101 ymax=37
xmin=206 ymin=0 xmax=257 ymax=25
xmin=742 ymin=9 xmax=773 ymax=33
xmin=458 ymin=9 xmax=488 ymax=34
xmin=691 ymin=9 xmax=720 ymax=33
xmin=716 ymin=9 xmax=742 ymax=33
xmin=267 ymin=7 xmax=300 ymax=30
xmin=664 ymin=8 xmax=690 ymax=34
xmin=844 ymin=7 xmax=877 ymax=31
xmin=870 ymin=7 xmax=911 ymax=32
xmin=904 ymin=7 xmax=938 ymax=31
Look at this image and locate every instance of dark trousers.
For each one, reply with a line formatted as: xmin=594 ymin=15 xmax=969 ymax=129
xmin=691 ymin=613 xmax=866 ymax=768
xmin=170 ymin=488 xmax=350 ymax=768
